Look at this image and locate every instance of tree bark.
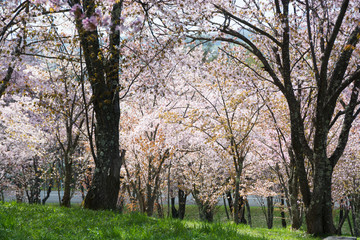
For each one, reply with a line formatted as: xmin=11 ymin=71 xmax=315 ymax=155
xmin=211 ymin=1 xmax=360 ymax=236
xmin=305 ymin=155 xmax=335 ymax=234
xmin=171 ymin=197 xmax=178 ymax=218
xmin=178 ymin=189 xmax=187 ymax=220
xmin=246 ymin=200 xmax=252 ymax=227
xmin=266 ymin=196 xmax=274 ymax=229
xmin=288 ymin=152 xmax=302 ymax=229
xmin=280 ymin=196 xmax=287 ymax=228
xmin=350 ymin=193 xmax=360 ymax=237
xmin=69 ymin=0 xmax=124 ymax=210
xmin=61 ymin=156 xmax=72 ymax=207
xmin=42 ymin=179 xmax=53 ymax=205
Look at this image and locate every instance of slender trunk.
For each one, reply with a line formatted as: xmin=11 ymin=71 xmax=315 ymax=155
xmin=348 ymin=209 xmax=354 ymax=236
xmin=178 ymin=189 xmax=187 ymax=220
xmin=42 ymin=179 xmax=53 ymax=205
xmin=266 ymin=196 xmax=274 ymax=229
xmin=171 ymin=197 xmax=178 ymax=218
xmin=234 ymin=172 xmax=241 ymax=224
xmin=246 ymin=200 xmax=252 ymax=227
xmin=336 ymin=205 xmax=349 ymax=235
xmin=80 ymin=186 xmax=85 ymax=201
xmin=167 ymin=165 xmax=171 ymax=218
xmin=224 ymin=196 xmax=230 ymax=220
xmin=61 ymin=156 xmax=72 ymax=207
xmin=57 ymin=177 xmax=61 ymax=205
xmin=280 ymin=196 xmax=287 ymax=228
xmin=226 ymin=191 xmax=234 ymax=214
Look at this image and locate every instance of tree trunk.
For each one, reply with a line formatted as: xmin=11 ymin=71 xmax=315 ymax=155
xmin=198 ymin=203 xmax=214 ymax=222
xmin=336 ymin=201 xmax=349 ymax=235
xmin=156 ymin=197 xmax=164 ymax=218
xmin=289 ymin=167 xmax=302 ymax=229
xmin=305 ymin=157 xmax=335 ymax=235
xmin=246 ymin=200 xmax=252 ymax=227
xmin=226 ymin=191 xmax=234 ymax=214
xmin=146 ymin=196 xmax=156 ymax=217
xmin=224 ymin=196 xmax=230 ymax=220
xmin=70 ymin=0 xmax=124 ymax=211
xmin=266 ymin=196 xmax=274 ymax=229
xmin=234 ymin=173 xmax=241 ymax=224
xmin=171 ymin=197 xmax=178 ymax=218
xmin=61 ymin=156 xmax=72 ymax=207
xmin=178 ymin=189 xmax=187 ymax=220
xmin=42 ymin=178 xmax=53 ymax=205
xmin=84 ymin=146 xmax=124 ymax=210
xmin=28 ymin=158 xmax=41 ymax=204
xmin=238 ymin=197 xmax=247 ymax=224
xmin=280 ymin=196 xmax=287 ymax=228
xmin=350 ymin=193 xmax=360 ymax=237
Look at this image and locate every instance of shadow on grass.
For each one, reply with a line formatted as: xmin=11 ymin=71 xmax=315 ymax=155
xmin=0 ymin=202 xmax=316 ymax=240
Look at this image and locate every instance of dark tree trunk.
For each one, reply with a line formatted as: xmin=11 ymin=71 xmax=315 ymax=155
xmin=226 ymin=191 xmax=234 ymax=214
xmin=156 ymin=198 xmax=164 ymax=218
xmin=348 ymin=209 xmax=354 ymax=237
xmin=27 ymin=158 xmax=41 ymax=204
xmin=288 ymin=151 xmax=302 ymax=229
xmin=198 ymin=203 xmax=214 ymax=222
xmin=266 ymin=196 xmax=274 ymax=229
xmin=305 ymin=157 xmax=335 ymax=234
xmin=280 ymin=196 xmax=287 ymax=228
xmin=193 ymin=190 xmax=214 ymax=222
xmin=84 ymin=147 xmax=124 ymax=210
xmin=238 ymin=197 xmax=247 ymax=224
xmin=42 ymin=178 xmax=53 ymax=205
xmin=234 ymin=173 xmax=241 ymax=224
xmin=171 ymin=189 xmax=187 ymax=219
xmin=223 ymin=196 xmax=230 ymax=220
xmin=350 ymin=193 xmax=360 ymax=237
xmin=335 ymin=199 xmax=349 ymax=235
xmin=210 ymin=0 xmax=360 ymax=236
xmin=61 ymin=156 xmax=72 ymax=207
xmin=171 ymin=197 xmax=178 ymax=218
xmin=178 ymin=189 xmax=187 ymax=220
xmin=70 ymin=0 xmax=124 ymax=210
xmin=146 ymin=195 xmax=156 ymax=217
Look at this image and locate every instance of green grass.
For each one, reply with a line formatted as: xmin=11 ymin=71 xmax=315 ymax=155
xmin=158 ymin=204 xmax=355 ymax=236
xmin=0 ymin=202 xmax=320 ymax=240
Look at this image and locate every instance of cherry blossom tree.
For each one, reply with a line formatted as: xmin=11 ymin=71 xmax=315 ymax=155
xmin=0 ymin=0 xmax=29 ymax=98
xmin=169 ymin=0 xmax=360 ymax=235
xmin=0 ymin=93 xmax=55 ymax=204
xmin=163 ymin=48 xmax=264 ymax=223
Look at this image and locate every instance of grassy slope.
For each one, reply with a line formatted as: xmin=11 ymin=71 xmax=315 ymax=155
xmin=160 ymin=204 xmax=354 ymax=236
xmin=0 ymin=202 xmax=320 ymax=240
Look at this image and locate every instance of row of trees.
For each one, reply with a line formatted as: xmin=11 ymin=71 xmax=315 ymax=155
xmin=0 ymin=0 xmax=359 ymax=236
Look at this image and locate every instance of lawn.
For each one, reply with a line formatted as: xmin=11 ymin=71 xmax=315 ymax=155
xmin=0 ymin=202 xmax=321 ymax=240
